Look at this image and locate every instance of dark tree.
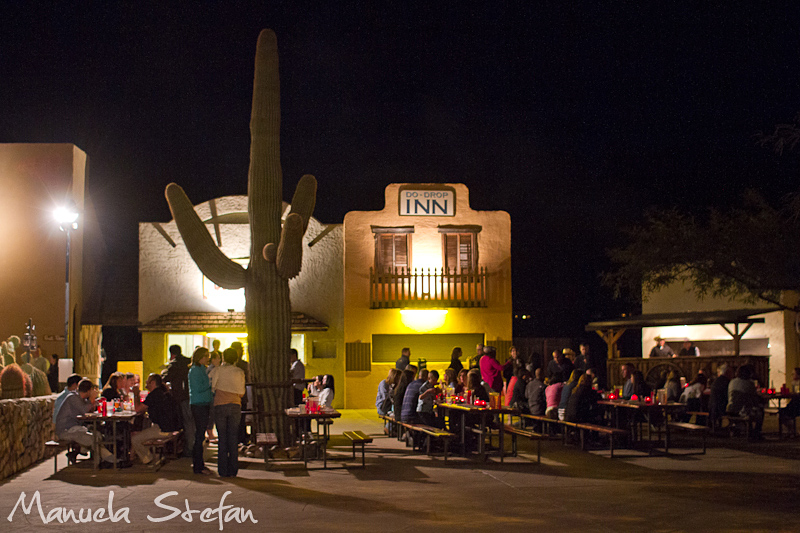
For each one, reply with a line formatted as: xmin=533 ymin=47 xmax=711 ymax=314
xmin=604 ymin=189 xmax=800 ymax=312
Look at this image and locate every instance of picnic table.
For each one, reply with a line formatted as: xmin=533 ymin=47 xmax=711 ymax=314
xmin=598 ymin=399 xmax=686 ymax=453
xmin=436 ymin=401 xmax=517 ymax=461
xmin=77 ymin=410 xmax=143 ymax=469
xmin=285 ymin=406 xmax=341 ymax=468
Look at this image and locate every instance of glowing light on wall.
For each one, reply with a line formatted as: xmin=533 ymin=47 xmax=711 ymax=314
xmin=203 ymin=257 xmax=248 ymax=311
xmin=400 ymin=309 xmax=448 ymax=332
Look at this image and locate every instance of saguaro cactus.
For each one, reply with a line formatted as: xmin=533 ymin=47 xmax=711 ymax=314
xmin=165 ymin=29 xmax=317 ymax=443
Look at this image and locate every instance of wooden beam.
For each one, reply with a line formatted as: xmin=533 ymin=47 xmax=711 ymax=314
xmin=595 ymin=328 xmax=626 ymax=359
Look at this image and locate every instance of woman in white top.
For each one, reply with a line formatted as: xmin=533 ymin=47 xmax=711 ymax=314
xmin=318 ymin=374 xmax=335 ymax=407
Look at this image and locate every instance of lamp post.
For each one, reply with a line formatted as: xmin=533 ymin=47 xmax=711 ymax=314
xmin=54 ymin=204 xmax=79 ymax=360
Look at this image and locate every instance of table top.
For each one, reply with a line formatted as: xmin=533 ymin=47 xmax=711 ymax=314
xmin=285 ymin=407 xmax=341 ymax=419
xmin=597 ymin=400 xmax=685 ymax=410
xmin=436 ymin=401 xmax=517 ymax=414
xmin=78 ymin=410 xmax=143 ymax=421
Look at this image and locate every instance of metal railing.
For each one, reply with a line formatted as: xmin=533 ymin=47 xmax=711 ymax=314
xmin=370 ymin=267 xmax=488 ymax=308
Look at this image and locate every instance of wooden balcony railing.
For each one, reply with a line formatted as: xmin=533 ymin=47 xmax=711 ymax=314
xmin=369 ymin=267 xmax=488 ymax=308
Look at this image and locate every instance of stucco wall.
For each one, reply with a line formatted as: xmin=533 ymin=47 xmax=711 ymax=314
xmin=139 ymin=195 xmax=344 ymax=406
xmin=643 ymin=281 xmax=800 ymax=388
xmin=342 ymin=184 xmax=512 ymax=408
xmin=0 ymin=144 xmax=86 ymax=359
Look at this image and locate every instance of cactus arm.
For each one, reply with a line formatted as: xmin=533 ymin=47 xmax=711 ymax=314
xmin=289 ymin=174 xmax=317 ymax=232
xmin=165 ymin=183 xmax=246 ymax=289
xmin=274 ymin=213 xmax=304 ymax=279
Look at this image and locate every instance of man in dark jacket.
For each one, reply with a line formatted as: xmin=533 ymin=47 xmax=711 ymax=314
xmin=526 ymin=368 xmax=546 ymax=416
xmin=162 ymin=344 xmax=193 ymax=456
xmin=709 ymin=364 xmax=733 ymax=426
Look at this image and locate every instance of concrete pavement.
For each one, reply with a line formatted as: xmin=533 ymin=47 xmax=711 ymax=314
xmin=1 ymin=409 xmax=798 ymax=532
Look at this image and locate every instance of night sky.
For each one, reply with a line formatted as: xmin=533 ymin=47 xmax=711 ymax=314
xmin=2 ymin=2 xmax=800 ymax=338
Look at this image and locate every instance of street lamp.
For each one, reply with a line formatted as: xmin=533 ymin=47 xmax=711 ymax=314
xmin=54 ymin=204 xmax=79 ymax=360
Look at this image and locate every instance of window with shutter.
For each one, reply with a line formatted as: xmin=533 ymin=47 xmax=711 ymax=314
xmin=443 ymin=233 xmax=476 ymax=273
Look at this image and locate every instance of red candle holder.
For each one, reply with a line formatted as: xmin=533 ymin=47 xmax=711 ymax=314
xmin=608 ymin=393 xmax=617 ymax=400
xmin=631 ymin=394 xmax=639 ymax=401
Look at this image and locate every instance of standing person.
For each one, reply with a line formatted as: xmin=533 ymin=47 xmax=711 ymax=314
xmin=31 ymin=347 xmax=49 ymax=374
xmin=189 ymin=347 xmax=213 ymax=475
xmin=162 ymin=345 xmax=194 ymax=456
xmin=679 ymin=339 xmax=700 ymax=356
xmin=47 ymin=353 xmax=59 ymax=392
xmin=574 ymin=344 xmax=591 ymax=373
xmin=649 ymin=337 xmax=675 ymax=358
xmin=447 ymin=347 xmax=464 ymax=373
xmin=212 ymin=348 xmax=246 ymax=478
xmin=469 ymin=343 xmax=484 ymax=370
xmin=395 ymin=347 xmax=411 ymax=370
xmin=230 ymin=341 xmax=251 ymax=445
xmin=209 ymin=339 xmax=223 ymax=361
xmin=479 ymin=346 xmax=510 ymax=394
xmin=206 ymin=350 xmax=221 ymax=443
xmin=290 ymin=348 xmax=305 ymax=406
xmin=131 ymin=374 xmax=182 ymax=465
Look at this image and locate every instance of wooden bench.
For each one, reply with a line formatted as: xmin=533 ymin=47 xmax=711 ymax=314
xmin=402 ymin=423 xmax=454 ymax=461
xmin=141 ymin=430 xmax=182 ymax=470
xmin=45 ymin=440 xmax=80 ymax=474
xmin=684 ymin=411 xmax=710 ymax=426
xmin=519 ymin=413 xmax=564 ymax=436
xmin=343 ymin=430 xmax=373 ymax=467
xmin=502 ymin=424 xmax=551 ymax=463
xmin=378 ymin=413 xmax=398 ymax=438
xmin=721 ymin=414 xmax=751 ymax=439
xmin=666 ymin=421 xmax=708 ymax=454
xmin=255 ymin=432 xmax=279 ymax=465
xmin=564 ymin=422 xmax=628 ymax=458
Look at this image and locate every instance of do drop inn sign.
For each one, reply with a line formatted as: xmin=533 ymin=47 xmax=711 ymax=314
xmin=399 ymin=188 xmax=455 ymax=216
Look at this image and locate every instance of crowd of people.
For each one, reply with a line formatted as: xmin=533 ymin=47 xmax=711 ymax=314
xmin=377 ymin=343 xmax=800 ymax=444
xmin=376 ymin=343 xmax=608 ymax=442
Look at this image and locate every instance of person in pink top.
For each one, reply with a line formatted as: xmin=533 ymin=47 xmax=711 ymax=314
xmin=545 ymin=380 xmax=564 ymax=420
xmin=479 ymin=346 xmax=511 ymax=393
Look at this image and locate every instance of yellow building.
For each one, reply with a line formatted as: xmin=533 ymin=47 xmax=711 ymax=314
xmin=342 ymin=184 xmax=512 ymax=408
xmin=138 ymin=183 xmax=512 ymax=408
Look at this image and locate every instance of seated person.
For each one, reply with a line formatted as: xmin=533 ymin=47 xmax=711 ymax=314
xmin=318 ymin=374 xmax=335 ymax=408
xmin=585 ymin=368 xmax=599 ymax=389
xmin=392 ymin=366 xmax=417 ymax=416
xmin=708 ymin=364 xmax=733 ymax=426
xmin=53 ymin=374 xmax=82 ymax=424
xmin=665 ymin=371 xmax=682 ymax=403
xmin=526 ymin=368 xmax=546 ymax=417
xmin=726 ymin=364 xmax=765 ymax=439
xmin=558 ymin=370 xmax=582 ymax=421
xmin=417 ymin=369 xmax=443 ymax=428
xmin=442 ymin=368 xmax=458 ymax=392
xmin=510 ymin=369 xmax=531 ymax=412
xmin=679 ymin=373 xmax=708 ymax=423
xmin=401 ymin=369 xmax=427 ymax=423
xmin=101 ymin=372 xmax=122 ymax=401
xmin=565 ymin=374 xmax=602 ymax=424
xmin=376 ymin=368 xmax=400 ymax=416
xmin=131 ymin=373 xmax=182 ymax=464
xmin=545 ymin=379 xmax=563 ymax=420
xmin=455 ymin=368 xmax=468 ymax=395
xmin=55 ymin=378 xmax=115 ymax=465
xmin=779 ymin=367 xmax=800 ymax=434
xmin=629 ymin=371 xmax=650 ymax=399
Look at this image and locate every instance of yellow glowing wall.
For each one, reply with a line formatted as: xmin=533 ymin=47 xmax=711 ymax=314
xmin=342 ymin=183 xmax=512 ymax=408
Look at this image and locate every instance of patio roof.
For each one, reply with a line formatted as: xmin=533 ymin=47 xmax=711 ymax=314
xmin=139 ymin=311 xmax=328 ymax=332
xmin=585 ymin=307 xmax=778 ymax=331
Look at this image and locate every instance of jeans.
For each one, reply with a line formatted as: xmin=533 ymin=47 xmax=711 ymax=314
xmin=216 ymin=403 xmax=241 ymax=477
xmin=179 ymin=400 xmax=195 ymax=457
xmin=191 ymin=403 xmax=211 ymax=473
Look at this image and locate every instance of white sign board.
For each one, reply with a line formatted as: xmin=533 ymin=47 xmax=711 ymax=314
xmin=399 ymin=189 xmax=455 ymax=216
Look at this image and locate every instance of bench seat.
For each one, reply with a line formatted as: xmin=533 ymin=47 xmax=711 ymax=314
xmin=343 ymin=430 xmax=373 ymax=467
